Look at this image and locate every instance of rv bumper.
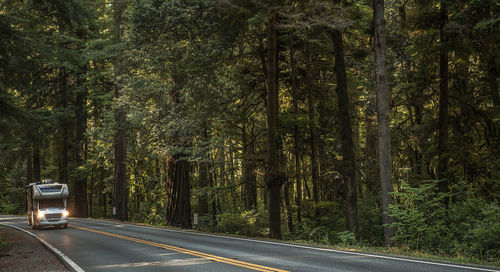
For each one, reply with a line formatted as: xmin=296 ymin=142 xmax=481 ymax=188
xmin=38 ymin=218 xmax=68 ymax=227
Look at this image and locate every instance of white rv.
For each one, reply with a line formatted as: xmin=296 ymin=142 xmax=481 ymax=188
xmin=25 ymin=179 xmax=69 ymax=229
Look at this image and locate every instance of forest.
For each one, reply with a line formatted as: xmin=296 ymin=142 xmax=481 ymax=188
xmin=0 ymin=0 xmax=499 ymax=264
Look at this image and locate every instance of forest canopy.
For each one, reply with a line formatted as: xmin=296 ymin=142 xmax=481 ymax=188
xmin=0 ymin=0 xmax=499 ymax=263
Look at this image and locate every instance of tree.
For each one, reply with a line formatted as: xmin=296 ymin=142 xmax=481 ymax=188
xmin=437 ymin=0 xmax=449 ymax=200
xmin=112 ymin=0 xmax=129 ymax=221
xmin=332 ymin=0 xmax=358 ymax=238
xmin=373 ymin=0 xmax=395 ymax=246
xmin=265 ymin=8 xmax=284 ymax=240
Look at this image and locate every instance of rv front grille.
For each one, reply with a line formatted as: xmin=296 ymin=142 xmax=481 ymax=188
xmin=45 ymin=213 xmax=62 ymax=221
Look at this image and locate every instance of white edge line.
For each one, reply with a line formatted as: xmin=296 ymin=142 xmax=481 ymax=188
xmin=0 ymin=223 xmax=85 ymax=272
xmin=82 ymin=218 xmax=499 ymax=272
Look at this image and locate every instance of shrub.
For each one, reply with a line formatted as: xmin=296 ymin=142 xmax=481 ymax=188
xmin=215 ymin=209 xmax=269 ymax=237
xmin=337 ymin=231 xmax=356 ymax=246
xmin=388 ymin=180 xmax=500 ymax=260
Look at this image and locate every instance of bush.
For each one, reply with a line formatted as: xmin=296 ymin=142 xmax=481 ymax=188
xmin=463 ymin=202 xmax=500 ymax=261
xmin=337 ymin=231 xmax=356 ymax=246
xmin=388 ymin=180 xmax=500 ymax=260
xmin=215 ymin=209 xmax=269 ymax=237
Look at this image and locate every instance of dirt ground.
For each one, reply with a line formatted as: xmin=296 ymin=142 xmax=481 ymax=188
xmin=0 ymin=226 xmax=68 ymax=272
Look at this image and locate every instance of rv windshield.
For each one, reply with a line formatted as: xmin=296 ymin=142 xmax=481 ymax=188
xmin=39 ymin=199 xmax=64 ymax=209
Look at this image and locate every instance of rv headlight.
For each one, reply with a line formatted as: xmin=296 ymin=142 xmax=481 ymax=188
xmin=63 ymin=210 xmax=69 ymax=217
xmin=37 ymin=211 xmax=45 ymax=219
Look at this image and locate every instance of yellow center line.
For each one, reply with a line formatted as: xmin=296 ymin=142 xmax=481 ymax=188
xmin=70 ymin=225 xmax=289 ymax=272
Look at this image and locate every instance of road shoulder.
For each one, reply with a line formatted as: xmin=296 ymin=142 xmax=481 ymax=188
xmin=0 ymin=224 xmax=69 ymax=272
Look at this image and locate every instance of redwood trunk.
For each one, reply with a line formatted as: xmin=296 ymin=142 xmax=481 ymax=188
xmin=438 ymin=0 xmax=449 ymax=197
xmin=332 ymin=17 xmax=358 ymax=238
xmin=266 ymin=10 xmax=283 ymax=240
xmin=374 ymin=0 xmax=395 ymax=246
xmin=112 ymin=0 xmax=128 ymax=221
xmin=290 ymin=39 xmax=302 ymax=224
xmin=306 ymin=50 xmax=320 ymax=221
xmin=166 ymin=155 xmax=192 ymax=228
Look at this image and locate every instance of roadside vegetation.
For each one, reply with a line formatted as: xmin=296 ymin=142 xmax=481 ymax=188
xmin=0 ymin=234 xmax=6 ymax=251
xmin=1 ymin=0 xmax=498 ymax=267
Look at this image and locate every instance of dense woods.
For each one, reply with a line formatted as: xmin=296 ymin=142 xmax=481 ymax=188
xmin=1 ymin=0 xmax=499 ymax=263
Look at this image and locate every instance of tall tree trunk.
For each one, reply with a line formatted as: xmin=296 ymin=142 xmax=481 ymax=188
xmin=486 ymin=56 xmax=499 ymax=107
xmin=278 ymin=133 xmax=293 ymax=233
xmin=26 ymin=145 xmax=33 ymax=184
xmin=58 ymin=68 xmax=69 ymax=187
xmin=112 ymin=0 xmax=128 ymax=221
xmin=242 ymin=124 xmax=257 ymax=210
xmin=290 ymin=38 xmax=302 ymax=225
xmin=74 ymin=84 xmax=88 ymax=218
xmin=210 ymin=171 xmax=217 ymax=229
xmin=166 ymin=155 xmax=191 ymax=228
xmin=266 ymin=10 xmax=283 ymax=240
xmin=306 ymin=49 xmax=320 ymax=221
xmin=199 ymin=124 xmax=209 ymax=215
xmin=365 ymin=101 xmax=378 ymax=193
xmin=33 ymin=141 xmax=40 ymax=182
xmin=374 ymin=0 xmax=395 ymax=246
xmin=165 ymin=71 xmax=191 ymax=228
xmin=438 ymin=0 xmax=449 ymax=198
xmin=332 ymin=6 xmax=358 ymax=238
xmin=318 ymin=91 xmax=331 ymax=201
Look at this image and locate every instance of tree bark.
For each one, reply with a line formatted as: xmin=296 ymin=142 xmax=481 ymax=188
xmin=112 ymin=0 xmax=128 ymax=221
xmin=306 ymin=49 xmax=320 ymax=222
xmin=58 ymin=68 xmax=69 ymax=187
xmin=165 ymin=74 xmax=191 ymax=228
xmin=332 ymin=10 xmax=358 ymax=238
xmin=290 ymin=38 xmax=302 ymax=225
xmin=166 ymin=155 xmax=192 ymax=228
xmin=374 ymin=0 xmax=395 ymax=246
xmin=265 ymin=10 xmax=283 ymax=240
xmin=74 ymin=83 xmax=88 ymax=218
xmin=438 ymin=0 xmax=449 ymax=198
xmin=486 ymin=56 xmax=499 ymax=107
xmin=26 ymin=145 xmax=33 ymax=184
xmin=33 ymin=141 xmax=40 ymax=182
xmin=242 ymin=124 xmax=257 ymax=210
xmin=199 ymin=124 xmax=209 ymax=215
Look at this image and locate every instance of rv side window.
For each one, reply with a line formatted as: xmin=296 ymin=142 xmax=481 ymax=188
xmin=39 ymin=199 xmax=64 ymax=209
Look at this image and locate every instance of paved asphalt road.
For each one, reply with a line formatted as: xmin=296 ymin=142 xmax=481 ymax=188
xmin=1 ymin=215 xmax=498 ymax=272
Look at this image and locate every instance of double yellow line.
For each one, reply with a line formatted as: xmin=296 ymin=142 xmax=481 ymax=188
xmin=71 ymin=225 xmax=288 ymax=272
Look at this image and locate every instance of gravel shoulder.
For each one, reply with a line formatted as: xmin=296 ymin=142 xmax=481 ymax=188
xmin=0 ymin=225 xmax=68 ymax=272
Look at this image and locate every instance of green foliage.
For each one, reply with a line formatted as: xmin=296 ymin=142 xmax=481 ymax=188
xmin=337 ymin=231 xmax=356 ymax=246
xmin=357 ymin=193 xmax=384 ymax=246
xmin=0 ymin=234 xmax=7 ymax=250
xmin=0 ymin=161 xmax=26 ymax=215
xmin=389 ymin=180 xmax=500 ymax=261
xmin=214 ymin=209 xmax=269 ymax=237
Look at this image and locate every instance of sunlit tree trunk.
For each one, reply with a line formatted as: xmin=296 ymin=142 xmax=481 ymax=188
xmin=290 ymin=38 xmax=302 ymax=224
xmin=165 ymin=72 xmax=191 ymax=228
xmin=242 ymin=124 xmax=257 ymax=210
xmin=306 ymin=48 xmax=320 ymax=222
xmin=166 ymin=155 xmax=191 ymax=228
xmin=74 ymin=74 xmax=88 ymax=218
xmin=199 ymin=124 xmax=209 ymax=215
xmin=112 ymin=0 xmax=128 ymax=221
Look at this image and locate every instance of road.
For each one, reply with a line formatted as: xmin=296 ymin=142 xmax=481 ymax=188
xmin=0 ymin=215 xmax=498 ymax=272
